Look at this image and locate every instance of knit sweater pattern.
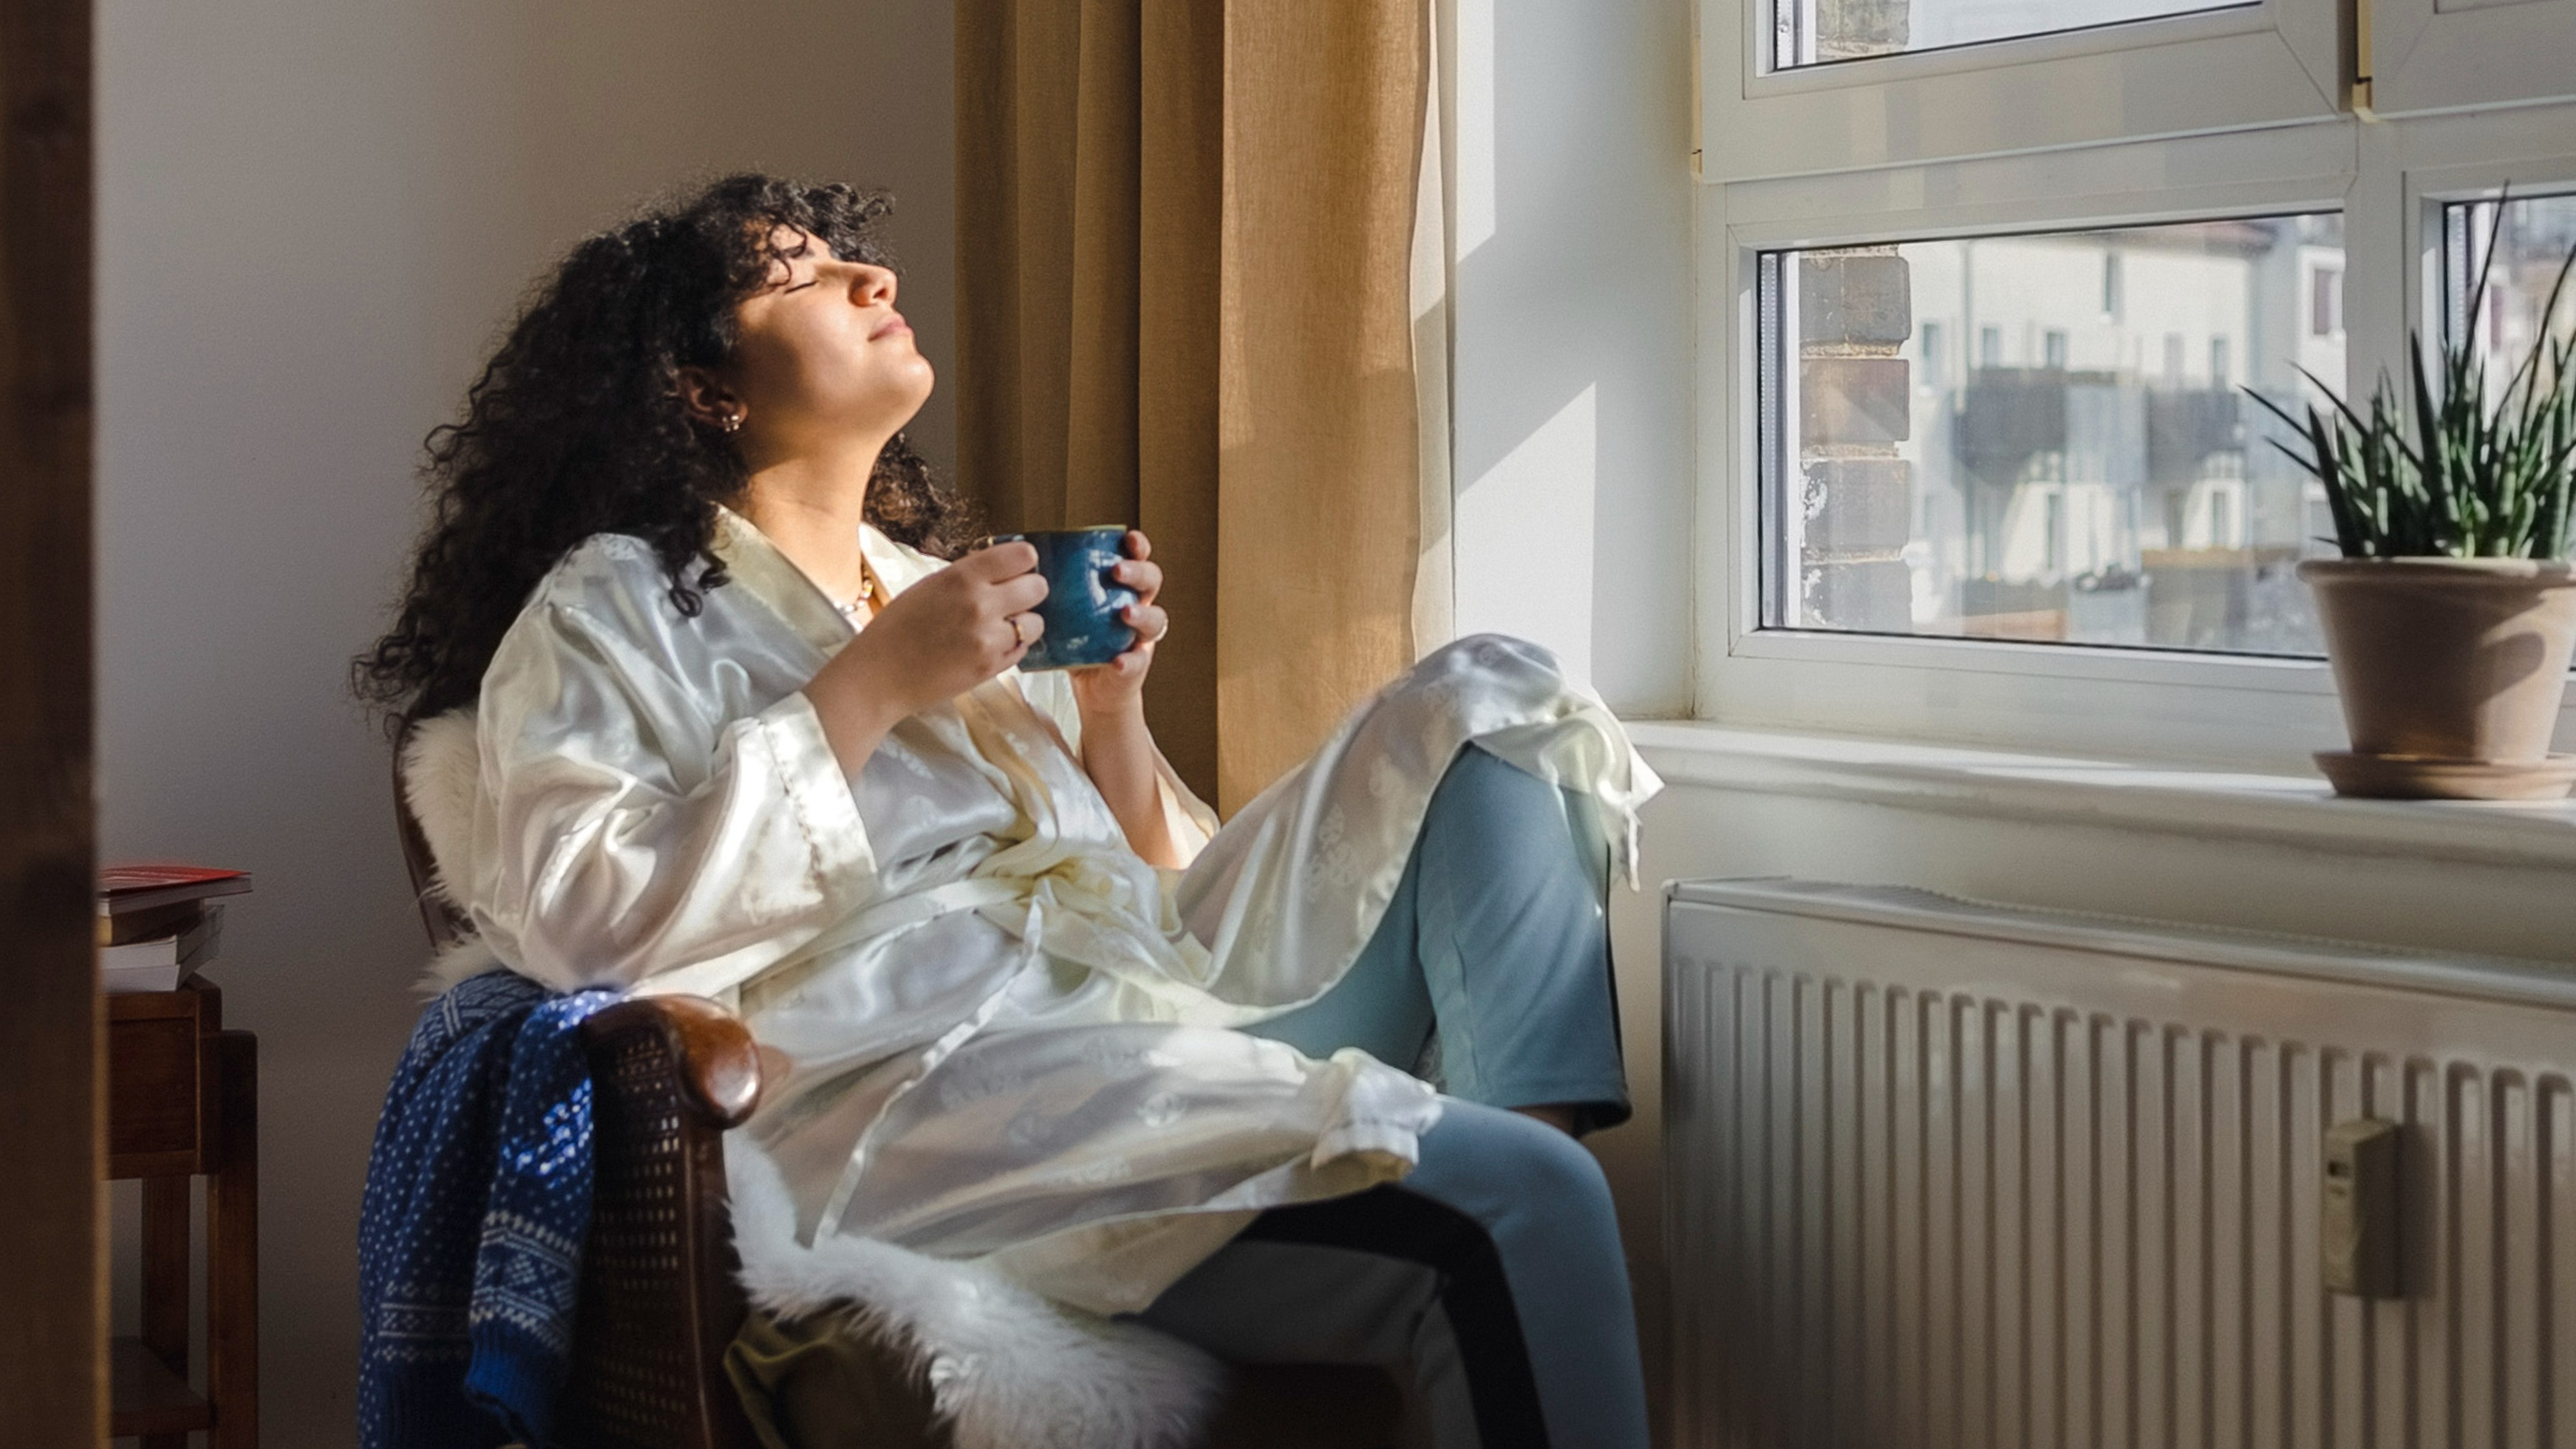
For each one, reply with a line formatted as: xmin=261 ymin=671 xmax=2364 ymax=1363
xmin=357 ymin=969 xmax=616 ymax=1449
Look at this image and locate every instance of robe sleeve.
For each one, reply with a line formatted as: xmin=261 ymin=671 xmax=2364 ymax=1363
xmin=1013 ymin=668 xmax=1220 ymax=860
xmin=468 ymin=597 xmax=878 ymax=994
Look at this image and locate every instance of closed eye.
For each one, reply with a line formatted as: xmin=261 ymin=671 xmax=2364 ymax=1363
xmin=768 ymin=232 xmax=820 ymax=293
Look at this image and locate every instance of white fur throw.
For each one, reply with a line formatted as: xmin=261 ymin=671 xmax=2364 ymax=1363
xmin=398 ymin=710 xmax=482 ymax=911
xmin=397 ymin=710 xmax=1230 ymax=1448
xmin=727 ymin=1142 xmax=1228 ymax=1449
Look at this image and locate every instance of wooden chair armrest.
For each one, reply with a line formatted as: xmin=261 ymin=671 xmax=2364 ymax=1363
xmin=566 ymin=993 xmax=764 ymax=1448
xmin=580 ymin=996 xmax=762 ymax=1130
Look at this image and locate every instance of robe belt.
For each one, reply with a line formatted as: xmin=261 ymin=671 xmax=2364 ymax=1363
xmin=632 ymin=876 xmax=1032 ymax=1007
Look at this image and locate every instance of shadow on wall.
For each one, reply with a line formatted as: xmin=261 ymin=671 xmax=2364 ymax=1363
xmin=1442 ymin=0 xmax=1693 ymax=714
xmin=97 ymin=3 xmax=953 ymax=1444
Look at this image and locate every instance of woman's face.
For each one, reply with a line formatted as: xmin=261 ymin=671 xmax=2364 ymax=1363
xmin=720 ymin=226 xmax=934 ymax=455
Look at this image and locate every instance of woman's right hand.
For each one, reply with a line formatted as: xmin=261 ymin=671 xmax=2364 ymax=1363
xmin=804 ymin=541 xmax=1048 ymax=770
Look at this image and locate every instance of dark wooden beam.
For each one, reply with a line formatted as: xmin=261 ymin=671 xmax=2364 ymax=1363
xmin=0 ymin=0 xmax=101 ymax=1441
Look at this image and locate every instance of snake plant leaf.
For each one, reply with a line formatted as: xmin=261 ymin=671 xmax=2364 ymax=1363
xmin=2242 ymin=214 xmax=2575 ymax=560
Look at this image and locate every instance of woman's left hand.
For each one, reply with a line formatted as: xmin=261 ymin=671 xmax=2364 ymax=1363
xmin=1067 ymin=530 xmax=1167 ymax=717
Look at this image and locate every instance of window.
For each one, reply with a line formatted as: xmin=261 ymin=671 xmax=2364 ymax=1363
xmin=1703 ymin=0 xmax=2343 ymax=183
xmin=2444 ymin=192 xmax=2576 ymax=382
xmin=1772 ymin=0 xmax=2249 ymax=71
xmin=1698 ymin=0 xmax=2576 ymax=760
xmin=2366 ymin=0 xmax=2576 ymax=118
xmin=1757 ymin=216 xmax=2336 ymax=655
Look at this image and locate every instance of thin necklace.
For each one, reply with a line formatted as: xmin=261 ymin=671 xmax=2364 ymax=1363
xmin=832 ymin=563 xmax=878 ymax=619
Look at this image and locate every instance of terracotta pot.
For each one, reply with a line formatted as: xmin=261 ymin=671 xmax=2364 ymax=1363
xmin=2298 ymin=557 xmax=2576 ymax=763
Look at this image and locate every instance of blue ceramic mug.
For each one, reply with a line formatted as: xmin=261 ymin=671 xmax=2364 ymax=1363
xmin=974 ymin=527 xmax=1139 ymax=670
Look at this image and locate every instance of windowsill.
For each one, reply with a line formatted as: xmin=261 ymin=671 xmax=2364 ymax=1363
xmin=1622 ymin=720 xmax=2576 ymax=872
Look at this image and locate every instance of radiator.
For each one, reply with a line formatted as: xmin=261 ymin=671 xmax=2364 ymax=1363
xmin=1663 ymin=879 xmax=2576 ymax=1449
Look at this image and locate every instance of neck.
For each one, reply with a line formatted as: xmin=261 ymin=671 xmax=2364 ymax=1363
xmin=735 ymin=434 xmax=888 ymax=601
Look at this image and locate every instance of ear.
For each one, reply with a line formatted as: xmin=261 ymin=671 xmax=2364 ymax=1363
xmin=673 ymin=365 xmax=744 ymax=432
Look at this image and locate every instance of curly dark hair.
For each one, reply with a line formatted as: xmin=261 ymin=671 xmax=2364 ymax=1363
xmin=353 ymin=173 xmax=973 ymax=726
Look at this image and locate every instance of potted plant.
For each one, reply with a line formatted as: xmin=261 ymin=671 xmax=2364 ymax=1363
xmin=2251 ymin=216 xmax=2576 ymax=800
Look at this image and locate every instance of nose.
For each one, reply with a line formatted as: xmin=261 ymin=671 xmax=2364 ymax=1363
xmin=851 ymin=263 xmax=898 ymax=308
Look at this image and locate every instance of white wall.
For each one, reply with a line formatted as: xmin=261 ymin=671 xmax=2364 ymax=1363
xmin=97 ymin=3 xmax=953 ymax=1441
xmin=1446 ymin=0 xmax=1697 ymax=716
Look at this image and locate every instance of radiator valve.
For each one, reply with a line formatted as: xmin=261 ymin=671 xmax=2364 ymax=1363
xmin=2322 ymin=1118 xmax=2401 ymax=1298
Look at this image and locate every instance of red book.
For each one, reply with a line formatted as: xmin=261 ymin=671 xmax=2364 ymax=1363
xmin=97 ymin=863 xmax=252 ymax=917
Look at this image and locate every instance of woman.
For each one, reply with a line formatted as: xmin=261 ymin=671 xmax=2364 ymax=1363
xmin=359 ymin=175 xmax=1659 ymax=1448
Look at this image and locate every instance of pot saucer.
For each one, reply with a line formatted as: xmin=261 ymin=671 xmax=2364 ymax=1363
xmin=2316 ymin=751 xmax=2576 ymax=802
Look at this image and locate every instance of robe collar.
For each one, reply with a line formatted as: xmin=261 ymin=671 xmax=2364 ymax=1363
xmin=710 ymin=504 xmax=941 ymax=654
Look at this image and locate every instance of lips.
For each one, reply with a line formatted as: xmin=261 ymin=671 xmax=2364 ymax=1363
xmin=870 ymin=313 xmax=912 ymax=341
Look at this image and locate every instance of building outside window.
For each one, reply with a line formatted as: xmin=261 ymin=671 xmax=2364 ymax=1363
xmin=1760 ymin=216 xmax=2334 ymax=653
xmin=2309 ymin=263 xmax=2344 ymax=338
xmin=2447 ymin=193 xmax=2576 ymax=382
xmin=1771 ymin=0 xmax=2253 ymax=70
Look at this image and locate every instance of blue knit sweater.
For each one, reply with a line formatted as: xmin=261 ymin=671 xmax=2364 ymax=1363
xmin=357 ymin=970 xmax=617 ymax=1449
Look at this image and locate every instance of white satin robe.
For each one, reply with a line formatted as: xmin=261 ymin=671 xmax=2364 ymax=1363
xmin=452 ymin=507 xmax=1661 ymax=1313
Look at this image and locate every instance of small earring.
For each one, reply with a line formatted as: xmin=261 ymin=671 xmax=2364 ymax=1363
xmin=721 ymin=412 xmax=743 ymax=434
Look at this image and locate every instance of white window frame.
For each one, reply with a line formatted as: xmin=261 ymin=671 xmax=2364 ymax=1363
xmin=1701 ymin=0 xmax=2344 ymax=183
xmin=2366 ymin=0 xmax=2576 ymax=120
xmin=1695 ymin=83 xmax=2576 ymax=770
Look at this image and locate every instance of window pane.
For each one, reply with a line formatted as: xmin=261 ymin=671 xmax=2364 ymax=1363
xmin=1774 ymin=0 xmax=2251 ymax=70
xmin=2445 ymin=193 xmax=2576 ymax=389
xmin=1757 ymin=215 xmax=2344 ymax=656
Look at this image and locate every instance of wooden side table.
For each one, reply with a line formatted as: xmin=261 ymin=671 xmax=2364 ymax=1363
xmin=106 ymin=976 xmax=258 ymax=1448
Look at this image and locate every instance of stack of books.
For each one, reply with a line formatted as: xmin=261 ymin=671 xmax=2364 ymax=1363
xmin=98 ymin=864 xmax=251 ymax=994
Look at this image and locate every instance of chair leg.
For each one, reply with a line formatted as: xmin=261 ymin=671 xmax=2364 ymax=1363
xmin=207 ymin=1032 xmax=258 ymax=1449
xmin=139 ymin=1176 xmax=190 ymax=1449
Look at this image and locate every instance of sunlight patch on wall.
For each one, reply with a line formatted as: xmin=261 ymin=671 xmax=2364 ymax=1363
xmin=1454 ymin=382 xmax=1595 ymax=684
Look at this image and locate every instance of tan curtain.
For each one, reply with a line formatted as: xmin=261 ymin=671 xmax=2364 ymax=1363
xmin=957 ymin=0 xmax=1430 ymax=813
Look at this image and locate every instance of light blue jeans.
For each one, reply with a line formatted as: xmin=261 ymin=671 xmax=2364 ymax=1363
xmin=1253 ymin=741 xmax=1631 ymax=1130
xmin=1140 ymin=744 xmax=1649 ymax=1449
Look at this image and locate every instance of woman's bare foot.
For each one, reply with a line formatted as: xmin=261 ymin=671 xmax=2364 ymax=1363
xmin=1513 ymin=1103 xmax=1584 ymax=1136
